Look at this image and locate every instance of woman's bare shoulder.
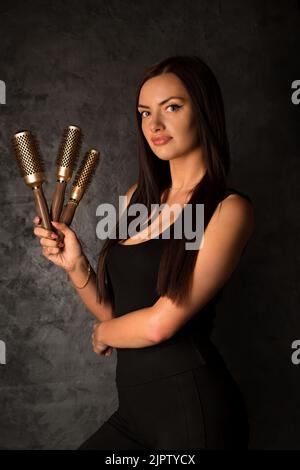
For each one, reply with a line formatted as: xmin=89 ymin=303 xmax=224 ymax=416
xmin=214 ymin=192 xmax=255 ymax=240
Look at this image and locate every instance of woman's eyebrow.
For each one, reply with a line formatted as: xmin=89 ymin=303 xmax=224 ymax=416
xmin=138 ymin=96 xmax=185 ymax=109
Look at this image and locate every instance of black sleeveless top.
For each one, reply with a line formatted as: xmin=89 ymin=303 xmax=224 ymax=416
xmin=105 ymin=188 xmax=252 ymax=387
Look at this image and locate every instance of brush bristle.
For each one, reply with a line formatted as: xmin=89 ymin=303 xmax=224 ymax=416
xmin=72 ymin=149 xmax=100 ymax=190
xmin=56 ymin=125 xmax=82 ymax=169
xmin=12 ymin=131 xmax=44 ymax=176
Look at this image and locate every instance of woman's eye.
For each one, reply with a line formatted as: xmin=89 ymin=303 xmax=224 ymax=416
xmin=166 ymin=104 xmax=181 ymax=112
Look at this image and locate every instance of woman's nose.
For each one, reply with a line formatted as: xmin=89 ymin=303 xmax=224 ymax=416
xmin=149 ymin=116 xmax=165 ymax=132
xmin=150 ymin=122 xmax=164 ymax=132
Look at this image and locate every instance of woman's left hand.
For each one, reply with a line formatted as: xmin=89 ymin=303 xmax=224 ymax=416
xmin=92 ymin=323 xmax=113 ymax=356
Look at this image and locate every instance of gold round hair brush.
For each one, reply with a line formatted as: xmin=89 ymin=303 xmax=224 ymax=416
xmin=12 ymin=130 xmax=53 ymax=231
xmin=50 ymin=125 xmax=82 ymax=221
xmin=59 ymin=149 xmax=100 ymax=226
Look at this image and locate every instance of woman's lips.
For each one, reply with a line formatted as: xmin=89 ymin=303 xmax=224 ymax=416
xmin=151 ymin=137 xmax=173 ymax=145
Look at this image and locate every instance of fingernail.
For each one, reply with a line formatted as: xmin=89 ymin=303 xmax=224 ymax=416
xmin=51 ymin=233 xmax=58 ymax=238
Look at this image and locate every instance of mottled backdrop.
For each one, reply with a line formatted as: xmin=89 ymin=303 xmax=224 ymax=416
xmin=0 ymin=0 xmax=299 ymax=450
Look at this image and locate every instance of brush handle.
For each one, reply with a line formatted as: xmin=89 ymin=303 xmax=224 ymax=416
xmin=33 ymin=187 xmax=64 ymax=242
xmin=60 ymin=201 xmax=77 ymax=226
xmin=50 ymin=181 xmax=67 ymax=221
xmin=32 ymin=187 xmax=52 ymax=231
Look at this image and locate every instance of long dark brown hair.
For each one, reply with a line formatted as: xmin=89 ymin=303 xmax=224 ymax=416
xmin=96 ymin=55 xmax=231 ymax=308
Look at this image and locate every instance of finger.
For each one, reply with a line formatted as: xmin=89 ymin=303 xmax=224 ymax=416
xmin=94 ymin=341 xmax=105 ymax=354
xmin=33 ymin=215 xmax=42 ymax=226
xmin=103 ymin=347 xmax=112 ymax=356
xmin=42 ymin=246 xmax=61 ymax=256
xmin=34 ymin=227 xmax=58 ymax=239
xmin=42 ymin=238 xmax=64 ymax=249
xmin=51 ymin=221 xmax=72 ymax=235
xmin=39 ymin=238 xmax=61 ymax=248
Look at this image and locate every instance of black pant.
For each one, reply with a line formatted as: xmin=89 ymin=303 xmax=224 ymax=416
xmin=78 ymin=365 xmax=249 ymax=450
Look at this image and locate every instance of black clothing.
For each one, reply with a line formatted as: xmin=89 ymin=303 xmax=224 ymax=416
xmin=78 ymin=189 xmax=250 ymax=449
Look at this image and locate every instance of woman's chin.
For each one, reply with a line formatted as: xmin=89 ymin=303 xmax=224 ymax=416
xmin=154 ymin=152 xmax=179 ymax=161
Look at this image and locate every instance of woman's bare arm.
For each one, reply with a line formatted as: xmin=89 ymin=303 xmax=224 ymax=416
xmin=67 ymin=254 xmax=114 ymax=322
xmin=66 ymin=181 xmax=138 ymax=322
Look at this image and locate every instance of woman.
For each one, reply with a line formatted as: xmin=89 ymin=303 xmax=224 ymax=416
xmin=33 ymin=55 xmax=254 ymax=449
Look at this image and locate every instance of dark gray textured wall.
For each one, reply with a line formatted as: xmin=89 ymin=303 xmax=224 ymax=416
xmin=0 ymin=0 xmax=299 ymax=450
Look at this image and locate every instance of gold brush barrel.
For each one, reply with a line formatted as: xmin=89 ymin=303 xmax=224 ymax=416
xmin=12 ymin=130 xmax=52 ymax=232
xmin=60 ymin=149 xmax=100 ymax=226
xmin=50 ymin=125 xmax=82 ymax=221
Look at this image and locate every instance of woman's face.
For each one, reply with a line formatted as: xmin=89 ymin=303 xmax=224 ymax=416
xmin=138 ymin=73 xmax=200 ymax=161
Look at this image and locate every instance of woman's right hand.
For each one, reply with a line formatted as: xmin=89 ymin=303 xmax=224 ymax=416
xmin=33 ymin=216 xmax=83 ymax=273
